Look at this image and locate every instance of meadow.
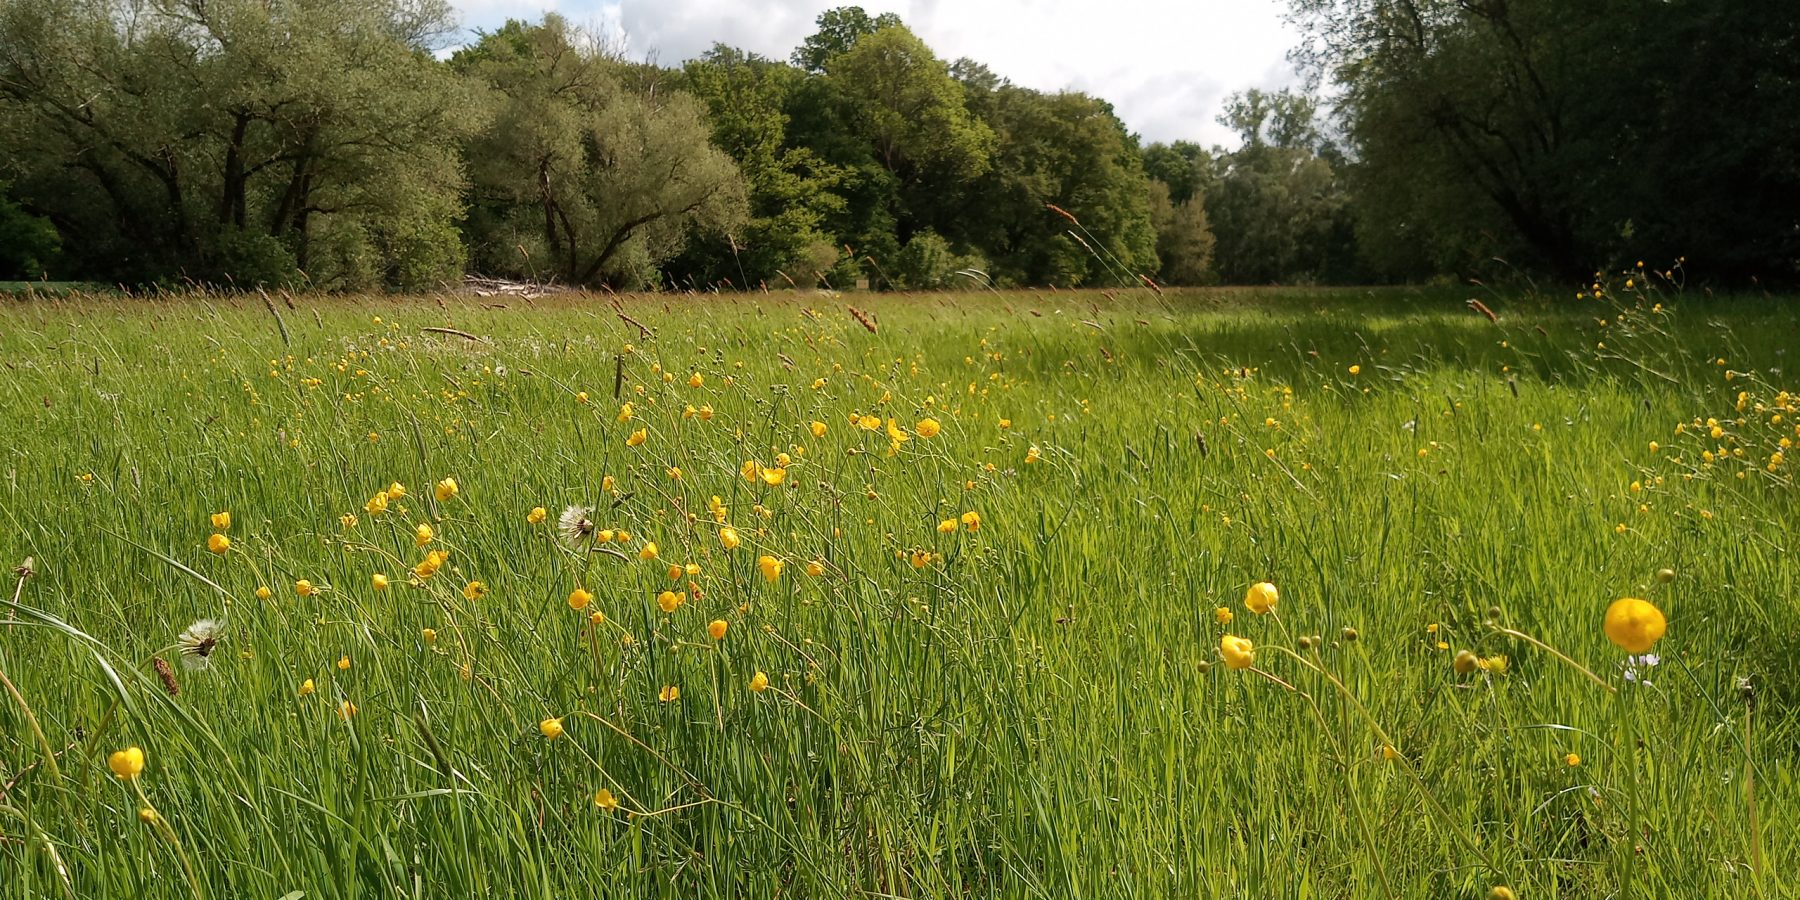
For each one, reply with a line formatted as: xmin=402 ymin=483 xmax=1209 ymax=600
xmin=0 ymin=282 xmax=1793 ymax=897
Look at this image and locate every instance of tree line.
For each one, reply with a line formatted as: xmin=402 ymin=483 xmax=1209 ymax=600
xmin=1 ymin=1 xmax=1793 ymax=291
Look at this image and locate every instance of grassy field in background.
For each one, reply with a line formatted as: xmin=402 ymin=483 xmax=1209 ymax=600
xmin=0 ymin=285 xmax=1794 ymax=897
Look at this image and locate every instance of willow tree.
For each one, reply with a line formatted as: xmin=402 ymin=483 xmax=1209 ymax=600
xmin=0 ymin=0 xmax=479 ymax=287
xmin=454 ymin=17 xmax=748 ymax=288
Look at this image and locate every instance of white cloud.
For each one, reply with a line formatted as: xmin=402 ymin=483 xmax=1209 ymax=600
xmin=451 ymin=0 xmax=1303 ymax=146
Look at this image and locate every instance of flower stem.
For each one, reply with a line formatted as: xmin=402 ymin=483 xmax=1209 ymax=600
xmin=1494 ymin=626 xmax=1615 ymax=694
xmin=1269 ymin=645 xmax=1506 ymax=879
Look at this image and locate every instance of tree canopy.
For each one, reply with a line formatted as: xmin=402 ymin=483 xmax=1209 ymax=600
xmin=1 ymin=1 xmax=1792 ymax=290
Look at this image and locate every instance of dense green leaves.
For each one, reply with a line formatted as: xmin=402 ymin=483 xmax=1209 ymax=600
xmin=453 ymin=17 xmax=748 ymax=289
xmin=0 ymin=0 xmax=479 ymax=288
xmin=3 ymin=0 xmax=1792 ymax=289
xmin=1290 ymin=0 xmax=1800 ymax=283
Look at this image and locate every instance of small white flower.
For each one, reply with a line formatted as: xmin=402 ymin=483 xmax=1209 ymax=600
xmin=1622 ymin=653 xmax=1660 ymax=685
xmin=176 ymin=619 xmax=224 ymax=670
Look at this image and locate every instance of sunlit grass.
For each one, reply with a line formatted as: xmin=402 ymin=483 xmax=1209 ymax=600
xmin=0 ymin=285 xmax=1792 ymax=897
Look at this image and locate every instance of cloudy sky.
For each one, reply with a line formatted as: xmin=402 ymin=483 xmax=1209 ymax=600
xmin=451 ymin=0 xmax=1303 ymax=148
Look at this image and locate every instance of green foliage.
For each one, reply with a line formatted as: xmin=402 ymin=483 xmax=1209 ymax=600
xmin=791 ymin=6 xmax=903 ymax=73
xmin=1147 ymin=181 xmax=1216 ymax=285
xmin=671 ymin=46 xmax=846 ymax=289
xmin=891 ymin=229 xmax=984 ymax=290
xmin=0 ymin=0 xmax=480 ymax=288
xmin=455 ymin=17 xmax=748 ymax=288
xmin=205 ymin=228 xmax=301 ymax=289
xmin=1192 ymin=89 xmax=1357 ymax=285
xmin=0 ymin=184 xmax=60 ymax=280
xmin=4 ymin=1 xmax=1792 ymax=292
xmin=950 ymin=85 xmax=1159 ymax=287
xmin=1290 ymin=0 xmax=1800 ymax=282
xmin=827 ymin=26 xmax=994 ymax=183
xmin=1141 ymin=141 xmax=1212 ymax=206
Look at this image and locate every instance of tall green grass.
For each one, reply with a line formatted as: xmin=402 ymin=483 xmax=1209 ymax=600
xmin=0 ymin=285 xmax=1792 ymax=897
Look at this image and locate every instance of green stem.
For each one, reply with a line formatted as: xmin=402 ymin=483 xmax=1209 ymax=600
xmin=0 ymin=662 xmax=61 ymax=783
xmin=1269 ymin=645 xmax=1506 ymax=879
xmin=1494 ymin=626 xmax=1615 ymax=694
xmin=131 ymin=779 xmax=204 ymax=900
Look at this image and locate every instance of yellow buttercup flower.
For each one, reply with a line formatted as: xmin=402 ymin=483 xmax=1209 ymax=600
xmin=759 ymin=466 xmax=787 ymax=486
xmin=255 ymin=585 xmax=272 ymax=600
xmin=298 ymin=679 xmax=315 ymax=697
xmin=1564 ymin=752 xmax=1581 ymax=767
xmin=1348 ymin=365 xmax=1361 ymax=375
xmin=565 ymin=587 xmax=594 ymax=611
xmin=337 ymin=701 xmax=358 ymax=720
xmin=658 ymin=685 xmax=681 ymax=703
xmin=757 ymin=555 xmax=784 ymax=582
xmin=657 ymin=590 xmax=685 ymax=614
xmin=1214 ymin=606 xmax=1233 ymax=625
xmin=616 ymin=402 xmax=635 ymax=422
xmin=750 ymin=671 xmax=770 ymax=693
xmin=719 ymin=527 xmax=741 ymax=550
xmin=295 ymin=579 xmax=316 ymax=597
xmin=421 ymin=628 xmax=437 ymax=644
xmin=593 ymin=788 xmax=619 ymax=811
xmin=372 ymin=573 xmax=389 ymax=590
xmin=688 ymin=372 xmax=704 ymax=388
xmin=434 ymin=477 xmax=458 ymax=502
xmin=414 ymin=522 xmax=434 ymax=546
xmin=337 ymin=655 xmax=351 ymax=670
xmin=463 ymin=581 xmax=486 ymax=601
xmin=108 ymin=746 xmax=145 ymax=780
xmin=916 ymin=417 xmax=941 ymax=438
xmin=1024 ymin=445 xmax=1042 ymax=464
xmin=207 ymin=533 xmax=231 ymax=554
xmin=1245 ymin=581 xmax=1278 ymax=615
xmin=1603 ymin=597 xmax=1667 ymax=653
xmin=639 ymin=541 xmax=659 ymax=561
xmin=810 ymin=421 xmax=828 ymax=438
xmin=539 ymin=717 xmax=564 ymax=740
xmin=1453 ymin=650 xmax=1479 ymax=674
xmin=708 ymin=619 xmax=728 ymax=640
xmin=210 ymin=510 xmax=231 ymax=529
xmin=1220 ymin=635 xmax=1254 ymax=670
xmin=388 ymin=482 xmax=406 ymax=499
xmin=528 ymin=506 xmax=547 ymax=524
xmin=805 ymin=559 xmax=825 ymax=577
xmin=576 ymin=391 xmax=589 ymax=404
xmin=937 ymin=518 xmax=958 ymax=534
xmin=364 ymin=491 xmax=390 ymax=515
xmin=626 ymin=428 xmax=647 ymax=447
